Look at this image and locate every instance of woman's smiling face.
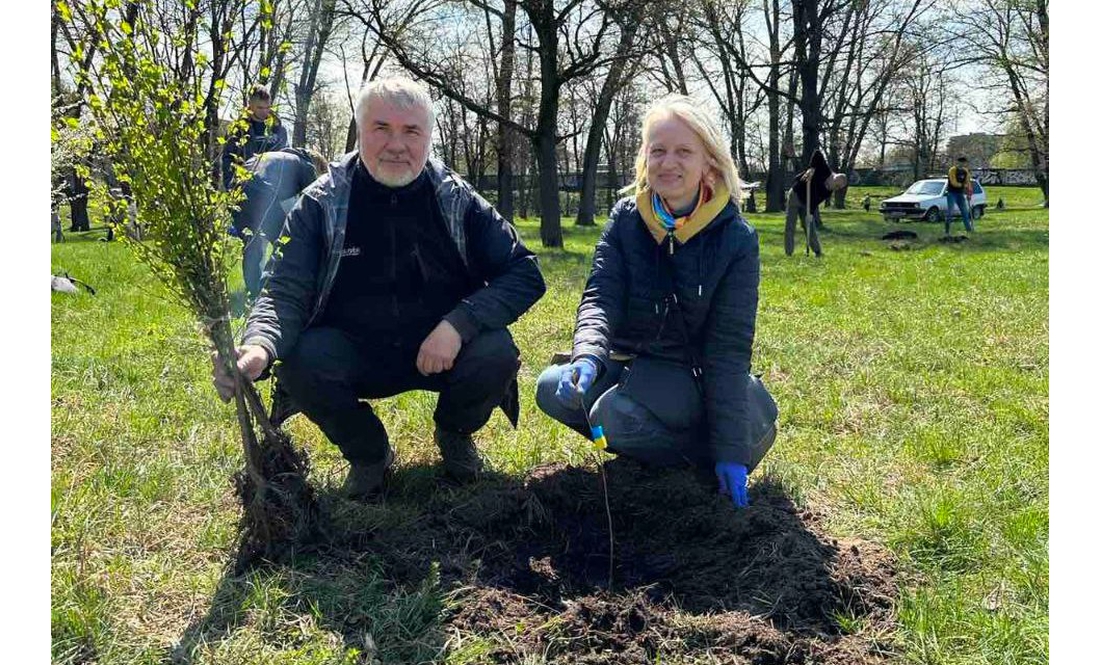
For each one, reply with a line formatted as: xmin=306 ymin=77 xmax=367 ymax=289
xmin=645 ymin=114 xmax=711 ymax=211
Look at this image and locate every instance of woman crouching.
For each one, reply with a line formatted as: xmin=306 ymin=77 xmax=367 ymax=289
xmin=535 ymin=95 xmax=774 ymax=508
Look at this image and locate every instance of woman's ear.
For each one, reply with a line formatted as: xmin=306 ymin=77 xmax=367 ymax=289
xmin=704 ymin=160 xmax=719 ymax=187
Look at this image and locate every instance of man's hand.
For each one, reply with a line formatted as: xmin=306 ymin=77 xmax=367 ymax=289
xmin=212 ymin=345 xmax=270 ymax=403
xmin=555 ymin=357 xmax=598 ymax=410
xmin=715 ymin=462 xmax=749 ymax=508
xmin=417 ymin=320 xmax=463 ymax=376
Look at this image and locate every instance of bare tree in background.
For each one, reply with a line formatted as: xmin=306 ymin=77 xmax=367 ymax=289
xmin=898 ymin=49 xmax=956 ymax=180
xmin=647 ymin=0 xmax=692 ymax=94
xmin=791 ymin=0 xmax=850 ymax=166
xmin=951 ymin=0 xmax=1047 ymax=202
xmin=574 ymin=1 xmax=647 ymax=226
xmin=336 ymin=0 xmax=421 ymax=153
xmin=819 ymin=0 xmax=927 ymax=206
xmin=482 ymin=0 xmax=519 ymax=220
xmin=693 ymin=0 xmax=767 ymax=177
xmin=709 ymin=0 xmax=796 ymax=211
xmin=366 ymin=0 xmax=629 ymax=247
xmin=306 ymin=86 xmax=345 ymax=159
xmin=602 ymin=80 xmax=644 ymax=210
xmin=249 ymin=0 xmax=309 ymax=101
xmin=291 ymin=0 xmax=337 ymax=147
xmin=763 ymin=0 xmax=794 ymax=211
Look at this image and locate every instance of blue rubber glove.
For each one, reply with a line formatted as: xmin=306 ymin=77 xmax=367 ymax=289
xmin=715 ymin=462 xmax=749 ymax=508
xmin=555 ymin=357 xmax=598 ymax=410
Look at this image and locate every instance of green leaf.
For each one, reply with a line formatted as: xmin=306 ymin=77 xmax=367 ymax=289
xmin=120 ymin=20 xmax=132 ymax=35
xmin=65 ymin=117 xmax=79 ymax=129
xmin=56 ymin=1 xmax=71 ymax=22
xmin=260 ymin=66 xmax=271 ymax=79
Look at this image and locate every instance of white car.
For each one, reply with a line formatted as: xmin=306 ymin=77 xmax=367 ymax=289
xmin=879 ymin=178 xmax=987 ymax=223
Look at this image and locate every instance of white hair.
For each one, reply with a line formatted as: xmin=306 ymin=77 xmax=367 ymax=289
xmin=354 ymin=77 xmax=435 ymax=132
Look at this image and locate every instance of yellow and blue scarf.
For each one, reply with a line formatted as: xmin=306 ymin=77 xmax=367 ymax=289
xmin=636 ymin=181 xmax=731 ymax=249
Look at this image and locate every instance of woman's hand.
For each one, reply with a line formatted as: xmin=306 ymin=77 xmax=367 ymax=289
xmin=715 ymin=462 xmax=749 ymax=508
xmin=555 ymin=357 xmax=598 ymax=409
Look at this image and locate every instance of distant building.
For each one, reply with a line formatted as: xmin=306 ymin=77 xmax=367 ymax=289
xmin=945 ymin=133 xmax=1005 ymax=169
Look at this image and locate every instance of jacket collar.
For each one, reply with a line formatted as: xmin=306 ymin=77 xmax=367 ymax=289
xmin=636 ymin=181 xmax=734 ymax=246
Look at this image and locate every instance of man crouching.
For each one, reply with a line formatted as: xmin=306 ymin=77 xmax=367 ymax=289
xmin=213 ymin=77 xmax=546 ymax=498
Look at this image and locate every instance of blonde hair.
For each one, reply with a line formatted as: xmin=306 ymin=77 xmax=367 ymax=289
xmin=623 ymin=95 xmax=741 ymax=204
xmin=354 ymin=77 xmax=435 ymax=133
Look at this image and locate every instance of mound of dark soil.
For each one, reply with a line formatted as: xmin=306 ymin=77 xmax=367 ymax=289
xmin=340 ymin=460 xmax=898 ymax=663
xmin=881 ymin=230 xmax=919 ymax=240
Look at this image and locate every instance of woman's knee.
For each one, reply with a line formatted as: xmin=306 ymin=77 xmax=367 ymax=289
xmin=535 ymin=364 xmax=572 ymax=421
xmin=590 ymin=388 xmax=653 ymax=440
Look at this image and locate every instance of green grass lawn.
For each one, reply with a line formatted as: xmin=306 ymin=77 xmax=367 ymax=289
xmin=51 ymin=185 xmax=1048 ymax=664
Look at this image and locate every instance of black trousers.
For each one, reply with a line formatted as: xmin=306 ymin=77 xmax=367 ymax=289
xmin=275 ymin=326 xmax=520 ymax=464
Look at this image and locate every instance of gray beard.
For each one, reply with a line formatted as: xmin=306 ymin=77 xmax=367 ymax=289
xmin=364 ymin=160 xmax=421 ymax=188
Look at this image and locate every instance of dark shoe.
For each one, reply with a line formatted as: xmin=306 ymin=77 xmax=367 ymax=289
xmin=342 ymin=447 xmax=394 ymax=499
xmin=435 ymin=427 xmax=483 ymax=482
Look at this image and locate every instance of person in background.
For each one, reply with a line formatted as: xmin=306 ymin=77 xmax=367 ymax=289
xmin=222 ymin=84 xmax=289 ymax=191
xmin=232 ymin=147 xmax=328 ymax=299
xmin=784 ymin=149 xmax=847 ymax=257
xmin=944 ymin=155 xmax=974 ymax=237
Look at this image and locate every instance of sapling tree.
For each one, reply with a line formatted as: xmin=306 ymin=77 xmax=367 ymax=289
xmin=59 ymin=0 xmax=322 ymax=568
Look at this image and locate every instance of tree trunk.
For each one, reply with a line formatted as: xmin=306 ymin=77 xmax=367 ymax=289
xmin=834 ymin=186 xmax=848 ymax=209
xmin=764 ymin=0 xmax=784 ymax=212
xmin=783 ymin=71 xmax=798 ymax=174
xmin=491 ymin=0 xmax=518 ymax=220
xmin=793 ymin=0 xmax=822 ymax=165
xmin=531 ymin=8 xmax=562 ymax=248
xmin=605 ymin=127 xmax=619 ymax=215
xmin=576 ymin=21 xmax=638 ymax=226
xmin=293 ymin=0 xmax=336 ymax=148
xmin=534 ymin=129 xmax=562 ymax=247
xmin=1005 ymin=68 xmax=1049 ymax=202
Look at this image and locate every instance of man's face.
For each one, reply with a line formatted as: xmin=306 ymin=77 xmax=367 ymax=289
xmin=358 ymin=98 xmax=431 ymax=188
xmin=248 ymin=98 xmax=272 ymax=121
